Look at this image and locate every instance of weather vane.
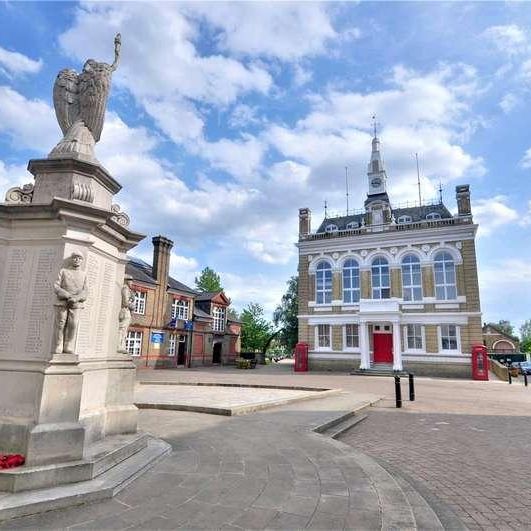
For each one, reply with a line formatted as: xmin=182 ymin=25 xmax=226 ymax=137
xmin=371 ymin=114 xmax=380 ymax=137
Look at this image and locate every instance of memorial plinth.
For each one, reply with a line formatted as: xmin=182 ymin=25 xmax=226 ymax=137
xmin=0 ymin=35 xmax=172 ymax=519
xmin=0 ymin=156 xmax=144 ymax=469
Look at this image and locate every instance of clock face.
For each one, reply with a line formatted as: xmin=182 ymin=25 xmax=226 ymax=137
xmin=371 ymin=177 xmax=382 ymax=188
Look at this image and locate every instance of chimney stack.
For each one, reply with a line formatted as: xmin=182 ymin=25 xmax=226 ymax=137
xmin=152 ymin=235 xmax=173 ymax=285
xmin=456 ymin=185 xmax=471 ymax=217
xmin=299 ymin=208 xmax=311 ymax=238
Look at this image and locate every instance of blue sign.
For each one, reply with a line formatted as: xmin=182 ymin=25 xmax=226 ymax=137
xmin=150 ymin=331 xmax=165 ymax=344
xmin=169 ymin=318 xmax=177 ymax=328
xmin=184 ymin=320 xmax=193 ymax=331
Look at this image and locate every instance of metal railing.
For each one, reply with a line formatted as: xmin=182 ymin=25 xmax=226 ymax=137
xmin=303 ymin=216 xmax=472 ymax=241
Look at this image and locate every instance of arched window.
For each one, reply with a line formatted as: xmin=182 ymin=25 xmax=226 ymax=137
xmin=401 ymin=254 xmax=422 ymax=301
xmin=342 ymin=259 xmax=360 ymax=303
xmin=346 ymin=221 xmax=359 ymax=230
xmin=434 ymin=251 xmax=457 ymax=300
xmin=325 ymin=224 xmax=338 ymax=233
xmin=397 ymin=215 xmax=412 ymax=224
xmin=426 ymin=212 xmax=441 ymax=220
xmin=371 ymin=257 xmax=390 ymax=299
xmin=316 ymin=261 xmax=332 ymax=304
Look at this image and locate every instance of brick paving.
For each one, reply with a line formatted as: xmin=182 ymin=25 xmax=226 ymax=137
xmin=341 ymin=409 xmax=531 ymax=530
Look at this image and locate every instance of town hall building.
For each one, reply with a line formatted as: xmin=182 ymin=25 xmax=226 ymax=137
xmin=297 ymin=134 xmax=482 ymax=377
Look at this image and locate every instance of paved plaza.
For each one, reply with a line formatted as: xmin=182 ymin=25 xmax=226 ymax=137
xmin=2 ymin=362 xmax=531 ymax=530
xmin=135 ymin=382 xmax=339 ymax=415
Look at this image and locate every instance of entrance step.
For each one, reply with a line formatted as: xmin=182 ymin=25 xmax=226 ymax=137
xmin=0 ymin=433 xmax=150 ymax=493
xmin=0 ymin=436 xmax=171 ymax=521
xmin=351 ymin=364 xmax=409 ymax=377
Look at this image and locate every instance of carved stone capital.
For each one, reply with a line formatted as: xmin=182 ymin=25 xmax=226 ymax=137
xmin=5 ymin=183 xmax=34 ymax=204
xmin=111 ymin=204 xmax=131 ymax=227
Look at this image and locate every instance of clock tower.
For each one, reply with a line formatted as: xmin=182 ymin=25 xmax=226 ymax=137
xmin=367 ymin=135 xmax=388 ymax=196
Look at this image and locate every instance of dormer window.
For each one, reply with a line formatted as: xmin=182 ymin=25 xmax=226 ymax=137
xmin=397 ymin=215 xmax=412 ymax=224
xmin=426 ymin=212 xmax=441 ymax=220
xmin=346 ymin=221 xmax=359 ymax=230
xmin=325 ymin=224 xmax=338 ymax=233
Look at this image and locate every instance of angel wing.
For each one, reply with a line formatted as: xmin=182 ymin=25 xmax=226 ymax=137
xmin=78 ymin=61 xmax=112 ymax=142
xmin=53 ymin=69 xmax=80 ymax=136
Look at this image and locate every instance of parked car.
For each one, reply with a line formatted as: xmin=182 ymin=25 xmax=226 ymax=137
xmin=519 ymin=362 xmax=531 ymax=375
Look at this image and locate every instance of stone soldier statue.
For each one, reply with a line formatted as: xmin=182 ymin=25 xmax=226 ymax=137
xmin=52 ymin=251 xmax=88 ymax=354
xmin=118 ymin=274 xmax=135 ymax=352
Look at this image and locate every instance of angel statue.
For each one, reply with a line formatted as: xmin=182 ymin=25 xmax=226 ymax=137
xmin=49 ymin=33 xmax=121 ymax=163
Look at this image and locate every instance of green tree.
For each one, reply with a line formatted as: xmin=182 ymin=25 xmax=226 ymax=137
xmin=195 ymin=267 xmax=223 ymax=292
xmin=227 ymin=307 xmax=239 ymax=321
xmin=240 ymin=302 xmax=272 ymax=352
xmin=520 ymin=320 xmax=531 ymax=353
xmin=489 ymin=320 xmax=514 ymax=337
xmin=273 ymin=275 xmax=299 ymax=352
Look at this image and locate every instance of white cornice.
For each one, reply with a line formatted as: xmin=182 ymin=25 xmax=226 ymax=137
xmin=298 ymin=223 xmax=477 ymax=254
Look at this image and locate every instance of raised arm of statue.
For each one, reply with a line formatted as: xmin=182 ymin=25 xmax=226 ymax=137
xmin=110 ymin=33 xmax=121 ymax=72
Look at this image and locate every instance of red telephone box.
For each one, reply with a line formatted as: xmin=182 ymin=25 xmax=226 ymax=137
xmin=471 ymin=344 xmax=489 ymax=380
xmin=294 ymin=342 xmax=309 ymax=372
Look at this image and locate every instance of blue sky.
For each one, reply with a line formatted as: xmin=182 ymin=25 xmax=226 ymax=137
xmin=1 ymin=2 xmax=530 ymax=333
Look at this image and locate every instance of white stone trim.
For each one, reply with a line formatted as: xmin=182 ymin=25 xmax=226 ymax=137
xmin=437 ymin=324 xmax=462 ymax=354
xmin=314 ymin=323 xmax=332 ymax=351
xmin=298 ymin=224 xmax=478 ymax=255
xmin=402 ymin=353 xmax=469 ymax=363
xmin=428 ymin=244 xmax=463 ymax=265
xmin=300 ymin=311 xmax=479 ymax=326
xmin=402 ymin=324 xmax=426 ymax=354
xmin=435 ymin=303 xmax=460 ymax=310
xmin=401 ymin=303 xmax=424 ymax=310
xmin=342 ymin=324 xmax=361 ymax=352
xmin=309 ymin=352 xmax=360 ymax=360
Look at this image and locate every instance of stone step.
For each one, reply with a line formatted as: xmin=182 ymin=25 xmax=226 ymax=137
xmin=312 ymin=402 xmax=374 ymax=437
xmin=0 ymin=432 xmax=149 ymax=493
xmin=328 ymin=414 xmax=367 ymax=439
xmin=0 ymin=436 xmax=171 ymax=521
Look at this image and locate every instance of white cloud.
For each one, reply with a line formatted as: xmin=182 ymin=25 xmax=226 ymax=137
xmin=194 ymin=135 xmax=266 ymax=181
xmin=500 ymin=92 xmax=519 ymax=113
xmin=0 ymin=86 xmax=57 ymax=153
xmin=228 ymin=104 xmax=261 ymax=129
xmin=483 ymin=25 xmax=528 ymax=56
xmin=472 ymin=195 xmax=519 ymax=236
xmin=0 ymin=160 xmax=31 ymax=197
xmin=0 ymin=46 xmax=42 ymax=77
xmin=519 ymin=147 xmax=531 ymax=169
xmin=222 ymin=272 xmax=286 ymax=315
xmin=292 ymin=64 xmax=313 ymax=88
xmin=187 ymin=2 xmax=338 ymax=61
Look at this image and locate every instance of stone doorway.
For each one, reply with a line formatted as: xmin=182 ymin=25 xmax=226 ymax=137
xmin=212 ymin=342 xmax=222 ymax=364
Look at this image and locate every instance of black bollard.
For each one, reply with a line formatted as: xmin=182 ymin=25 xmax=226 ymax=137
xmin=524 ymin=373 xmax=528 ymax=387
xmin=508 ymin=367 xmax=512 ymax=384
xmin=409 ymin=373 xmax=415 ymax=401
xmin=395 ymin=375 xmax=402 ymax=408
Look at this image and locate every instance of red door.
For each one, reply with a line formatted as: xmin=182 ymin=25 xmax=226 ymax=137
xmin=373 ymin=333 xmax=393 ymax=363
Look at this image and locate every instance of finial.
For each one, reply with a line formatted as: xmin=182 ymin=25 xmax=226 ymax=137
xmin=345 ymin=166 xmax=349 ymax=215
xmin=415 ymin=153 xmax=422 ymax=207
xmin=324 ymin=200 xmax=328 ymax=219
xmin=438 ymin=181 xmax=443 ymax=204
xmin=371 ymin=114 xmax=379 ymax=138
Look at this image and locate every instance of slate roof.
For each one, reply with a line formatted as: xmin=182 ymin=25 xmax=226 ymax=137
xmin=195 ymin=291 xmax=222 ymax=301
xmin=126 ymin=257 xmax=197 ymax=296
xmin=193 ymin=306 xmax=213 ymax=320
xmin=316 ymin=202 xmax=453 ymax=233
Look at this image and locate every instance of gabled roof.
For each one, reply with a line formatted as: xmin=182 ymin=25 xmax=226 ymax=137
xmin=195 ymin=291 xmax=231 ymax=305
xmin=482 ymin=323 xmax=520 ymax=343
xmin=126 ymin=257 xmax=197 ymax=296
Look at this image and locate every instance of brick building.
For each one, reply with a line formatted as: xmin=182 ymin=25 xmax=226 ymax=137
xmin=482 ymin=323 xmax=520 ymax=354
xmin=125 ymin=235 xmax=241 ymax=368
xmin=297 ymin=134 xmax=482 ymax=377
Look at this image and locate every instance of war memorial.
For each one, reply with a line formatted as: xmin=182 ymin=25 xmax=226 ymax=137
xmin=0 ymin=35 xmax=170 ymax=518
